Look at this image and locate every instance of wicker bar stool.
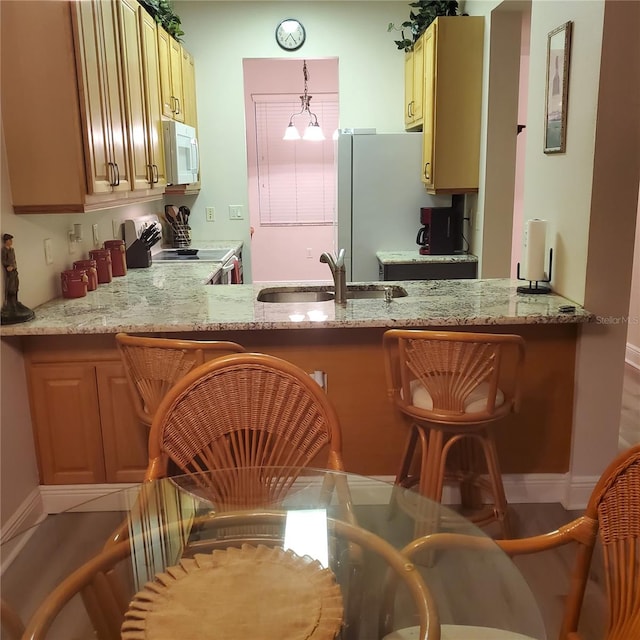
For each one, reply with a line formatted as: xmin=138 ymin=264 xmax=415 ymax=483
xmin=383 ymin=329 xmax=525 ymax=537
xmin=115 ymin=333 xmax=245 ymax=428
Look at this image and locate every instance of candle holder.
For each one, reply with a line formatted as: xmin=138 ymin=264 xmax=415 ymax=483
xmin=516 ymin=248 xmax=553 ymax=294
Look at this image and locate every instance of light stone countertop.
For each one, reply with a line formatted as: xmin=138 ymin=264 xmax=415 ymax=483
xmin=0 ymin=262 xmax=594 ymax=336
xmin=377 ymin=251 xmax=479 ymax=264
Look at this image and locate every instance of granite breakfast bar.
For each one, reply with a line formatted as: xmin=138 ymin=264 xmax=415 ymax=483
xmin=0 ymin=263 xmax=593 ymax=485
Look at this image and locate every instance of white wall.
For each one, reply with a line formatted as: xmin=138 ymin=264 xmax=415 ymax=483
xmin=466 ymin=0 xmax=640 ymax=495
xmin=627 ymin=192 xmax=640 ymax=368
xmin=175 ymin=0 xmax=412 ymax=279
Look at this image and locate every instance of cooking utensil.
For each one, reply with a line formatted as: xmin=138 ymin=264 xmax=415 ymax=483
xmin=179 ymin=206 xmax=191 ymax=227
xmin=164 ymin=205 xmax=179 ymax=228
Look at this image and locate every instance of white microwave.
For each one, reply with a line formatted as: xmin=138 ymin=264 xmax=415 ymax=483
xmin=162 ymin=121 xmax=199 ymax=185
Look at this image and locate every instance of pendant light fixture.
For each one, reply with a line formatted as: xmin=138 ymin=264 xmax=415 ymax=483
xmin=283 ymin=60 xmax=325 ymax=141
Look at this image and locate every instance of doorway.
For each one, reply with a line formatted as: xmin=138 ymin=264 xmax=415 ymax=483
xmin=243 ymin=58 xmax=339 ymax=283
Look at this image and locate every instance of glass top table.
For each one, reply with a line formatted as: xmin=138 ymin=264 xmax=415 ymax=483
xmin=2 ymin=468 xmax=546 ymax=640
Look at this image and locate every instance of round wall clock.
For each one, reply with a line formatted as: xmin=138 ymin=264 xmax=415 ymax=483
xmin=275 ymin=18 xmax=306 ymax=51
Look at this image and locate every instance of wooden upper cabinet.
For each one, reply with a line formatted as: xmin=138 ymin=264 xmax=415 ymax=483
xmin=139 ymin=8 xmax=167 ymax=189
xmin=421 ymin=17 xmax=484 ymax=194
xmin=157 ymin=26 xmax=197 ymax=126
xmin=182 ymin=49 xmax=198 ymax=128
xmin=404 ymin=36 xmax=424 ymax=130
xmin=0 ymin=0 xmax=165 ymax=213
xmin=75 ymin=0 xmax=131 ymax=196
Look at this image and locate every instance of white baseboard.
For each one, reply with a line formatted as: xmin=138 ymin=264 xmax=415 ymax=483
xmin=0 ymin=487 xmax=46 ymax=574
xmin=35 ymin=474 xmax=592 ymax=514
xmin=40 ymin=483 xmax=139 ymax=514
xmin=626 ymin=342 xmax=640 ymax=370
xmin=562 ymin=475 xmax=601 ymax=510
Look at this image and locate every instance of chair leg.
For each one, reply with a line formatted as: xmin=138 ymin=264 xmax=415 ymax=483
xmin=388 ymin=425 xmax=420 ymax=520
xmin=479 ymin=429 xmax=511 ymax=538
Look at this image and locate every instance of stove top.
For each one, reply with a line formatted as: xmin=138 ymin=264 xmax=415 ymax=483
xmin=153 ymin=248 xmax=234 ymax=263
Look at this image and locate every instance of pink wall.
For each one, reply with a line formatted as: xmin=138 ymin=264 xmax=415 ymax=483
xmin=243 ymin=58 xmax=339 ymax=282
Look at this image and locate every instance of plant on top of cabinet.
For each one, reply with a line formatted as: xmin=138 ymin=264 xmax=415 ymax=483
xmin=139 ymin=0 xmax=184 ymax=42
xmin=388 ymin=0 xmax=460 ymax=51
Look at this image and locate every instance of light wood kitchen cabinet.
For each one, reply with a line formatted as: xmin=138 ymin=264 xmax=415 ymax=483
xmin=27 ymin=356 xmax=147 ymax=485
xmin=157 ymin=26 xmax=187 ymax=122
xmin=181 ymin=49 xmax=198 ymax=128
xmin=421 ymin=17 xmax=484 ymax=194
xmin=96 ymin=363 xmax=148 ymax=483
xmin=0 ymin=0 xmax=165 ymax=213
xmin=29 ymin=364 xmax=106 ymax=484
xmin=404 ymin=36 xmax=424 ymax=130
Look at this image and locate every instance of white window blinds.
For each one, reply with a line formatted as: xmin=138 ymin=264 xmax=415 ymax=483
xmin=254 ymin=95 xmax=338 ymax=226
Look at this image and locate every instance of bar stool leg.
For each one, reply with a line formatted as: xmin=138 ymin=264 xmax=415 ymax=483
xmin=478 ymin=429 xmax=512 ymax=538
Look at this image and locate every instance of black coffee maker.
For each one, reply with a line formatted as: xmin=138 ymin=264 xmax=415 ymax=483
xmin=416 ymin=207 xmax=463 ymax=255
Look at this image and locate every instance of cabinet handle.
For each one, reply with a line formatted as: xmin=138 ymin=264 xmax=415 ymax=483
xmin=152 ymin=164 xmax=159 ymax=184
xmin=114 ymin=163 xmax=120 ymax=186
xmin=170 ymin=96 xmax=176 ymax=113
xmin=174 ymin=97 xmax=181 ymax=115
xmin=423 ymin=162 xmax=430 ymax=180
xmin=107 ymin=162 xmax=116 ymax=187
xmin=146 ymin=164 xmax=153 ymax=185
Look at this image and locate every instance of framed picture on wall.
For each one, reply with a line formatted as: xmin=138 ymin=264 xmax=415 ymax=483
xmin=544 ymin=21 xmax=573 ymax=154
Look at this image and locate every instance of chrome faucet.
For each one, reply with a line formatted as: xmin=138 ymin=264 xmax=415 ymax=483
xmin=320 ymin=249 xmax=347 ymax=304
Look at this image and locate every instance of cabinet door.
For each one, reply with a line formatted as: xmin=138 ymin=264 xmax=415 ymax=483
xmin=169 ymin=36 xmax=185 ymax=122
xmin=412 ymin=36 xmax=424 ymax=124
xmin=139 ymin=7 xmax=167 ymax=188
xmin=404 ymin=50 xmax=414 ymax=128
xmin=421 ymin=23 xmax=436 ymax=190
xmin=96 ymin=363 xmax=148 ymax=483
xmin=181 ymin=49 xmax=198 ymax=128
xmin=157 ymin=26 xmax=174 ymax=118
xmin=29 ymin=364 xmax=105 ymax=484
xmin=118 ymin=0 xmax=153 ymax=191
xmin=75 ymin=0 xmax=132 ymax=194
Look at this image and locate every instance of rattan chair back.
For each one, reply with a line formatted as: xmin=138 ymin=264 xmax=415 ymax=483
xmin=383 ymin=329 xmax=525 ymax=424
xmin=145 ymin=353 xmax=345 ymax=506
xmin=568 ymin=444 xmax=640 ymax=640
xmin=115 ymin=333 xmax=245 ymax=427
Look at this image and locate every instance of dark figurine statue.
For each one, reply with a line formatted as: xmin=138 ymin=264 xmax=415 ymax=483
xmin=1 ymin=233 xmax=35 ymax=325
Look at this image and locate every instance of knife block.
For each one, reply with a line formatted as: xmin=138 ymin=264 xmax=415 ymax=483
xmin=126 ymin=239 xmax=152 ymax=269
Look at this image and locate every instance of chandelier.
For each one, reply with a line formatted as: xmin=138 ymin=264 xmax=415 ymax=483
xmin=283 ymin=60 xmax=325 ymax=141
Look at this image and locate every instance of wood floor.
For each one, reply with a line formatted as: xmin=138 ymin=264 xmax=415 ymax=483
xmin=1 ymin=363 xmax=636 ymax=639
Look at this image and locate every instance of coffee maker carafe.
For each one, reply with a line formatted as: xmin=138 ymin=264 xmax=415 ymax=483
xmin=416 ymin=207 xmax=462 ymax=255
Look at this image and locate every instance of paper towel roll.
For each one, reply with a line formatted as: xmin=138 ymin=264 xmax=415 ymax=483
xmin=522 ymin=219 xmax=547 ymax=282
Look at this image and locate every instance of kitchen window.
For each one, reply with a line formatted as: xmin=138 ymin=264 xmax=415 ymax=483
xmin=253 ymin=95 xmax=338 ymax=226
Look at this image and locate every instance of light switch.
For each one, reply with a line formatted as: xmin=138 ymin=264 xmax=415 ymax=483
xmin=92 ymin=223 xmax=99 ymax=246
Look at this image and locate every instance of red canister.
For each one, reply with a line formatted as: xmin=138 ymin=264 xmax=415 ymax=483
xmin=73 ymin=259 xmax=98 ymax=291
xmin=104 ymin=239 xmax=127 ymax=277
xmin=89 ymin=249 xmax=113 ymax=284
xmin=61 ymin=269 xmax=88 ymax=299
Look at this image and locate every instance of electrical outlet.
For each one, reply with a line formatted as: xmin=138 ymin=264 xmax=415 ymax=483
xmin=68 ymin=228 xmax=76 ymax=255
xmin=112 ymin=220 xmax=120 ymax=238
xmin=306 ymin=248 xmax=312 ymax=259
xmin=44 ymin=238 xmax=53 ymax=265
xmin=206 ymin=207 xmax=215 ymax=222
xmin=228 ymin=205 xmax=244 ymax=220
xmin=92 ymin=223 xmax=99 ymax=246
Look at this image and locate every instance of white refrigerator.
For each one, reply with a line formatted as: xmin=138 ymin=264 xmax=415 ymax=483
xmin=336 ymin=130 xmax=451 ymax=281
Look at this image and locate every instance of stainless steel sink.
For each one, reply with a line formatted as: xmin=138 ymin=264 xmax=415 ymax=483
xmin=256 ymin=285 xmax=407 ymax=303
xmin=257 ymin=288 xmax=334 ymax=303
